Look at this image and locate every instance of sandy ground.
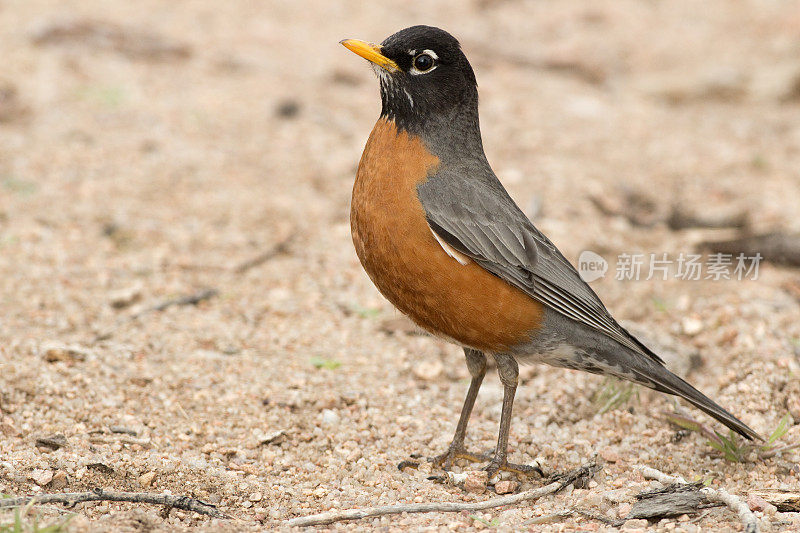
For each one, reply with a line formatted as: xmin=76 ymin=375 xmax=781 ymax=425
xmin=2 ymin=1 xmax=800 ymax=531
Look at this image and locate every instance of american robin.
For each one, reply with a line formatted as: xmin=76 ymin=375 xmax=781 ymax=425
xmin=341 ymin=25 xmax=761 ymax=475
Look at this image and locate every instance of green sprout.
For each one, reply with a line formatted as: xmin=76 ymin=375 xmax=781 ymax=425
xmin=1 ymin=177 xmax=37 ymax=196
xmin=310 ymin=356 xmax=341 ymax=370
xmin=594 ymin=377 xmax=639 ymax=415
xmin=75 ymin=86 xmax=125 ymax=107
xmin=750 ymin=154 xmax=769 ymax=171
xmin=470 ymin=514 xmax=500 ymax=527
xmin=0 ymin=499 xmax=72 ymax=533
xmin=665 ymin=410 xmax=797 ymax=462
xmin=351 ymin=304 xmax=381 ymax=319
xmin=652 ymin=297 xmax=669 ymax=313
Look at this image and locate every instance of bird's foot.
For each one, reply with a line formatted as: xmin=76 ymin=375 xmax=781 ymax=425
xmin=428 ymin=446 xmax=544 ymax=478
xmin=484 ymin=456 xmax=543 ymax=478
xmin=427 ymin=445 xmax=492 ymax=471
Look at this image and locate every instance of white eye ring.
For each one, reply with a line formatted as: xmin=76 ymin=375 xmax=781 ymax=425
xmin=409 ymin=49 xmax=438 ymax=75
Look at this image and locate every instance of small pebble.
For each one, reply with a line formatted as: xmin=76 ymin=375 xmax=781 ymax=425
xmin=622 ymin=518 xmax=649 ymax=529
xmin=321 ymin=409 xmax=340 ymax=426
xmin=747 ymin=494 xmax=777 ymax=515
xmin=258 ymin=429 xmax=286 ymax=445
xmin=681 ymin=317 xmax=704 ymax=336
xmin=1 ymin=423 xmax=19 ymax=437
xmin=347 ymin=448 xmax=362 ymax=462
xmin=464 ymin=470 xmax=488 ymax=494
xmin=275 ymin=99 xmax=300 ymax=119
xmin=42 ymin=343 xmax=89 ymax=362
xmin=109 ymin=426 xmax=138 ymax=436
xmin=35 ymin=434 xmax=68 ymax=451
xmin=446 ymin=471 xmax=468 ymax=485
xmin=48 ymin=471 xmax=68 ymax=490
xmin=599 ymin=449 xmax=621 ymax=463
xmin=109 ymin=285 xmax=142 ymax=308
xmin=139 ymin=471 xmax=156 ymax=487
xmin=2 ymin=416 xmax=19 ymax=433
xmin=249 ymin=492 xmax=262 ymax=502
xmin=494 ymin=480 xmax=518 ymax=494
xmin=0 ymin=82 xmax=26 ymax=123
xmin=578 ymin=491 xmax=604 ymax=508
xmin=747 ymin=494 xmax=769 ymax=511
xmin=29 ymin=468 xmax=53 ymax=486
xmin=412 ymin=360 xmax=443 ymax=381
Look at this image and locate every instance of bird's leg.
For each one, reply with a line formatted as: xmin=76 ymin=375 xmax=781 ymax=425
xmin=429 ymin=348 xmax=491 ymax=469
xmin=484 ymin=354 xmax=540 ymax=477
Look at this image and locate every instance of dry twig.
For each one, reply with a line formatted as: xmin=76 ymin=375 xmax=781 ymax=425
xmin=699 ymin=232 xmax=800 ymax=267
xmin=751 ymin=489 xmax=800 ymax=512
xmin=233 ymin=232 xmax=295 ymax=273
xmin=287 ymin=462 xmax=600 ymax=527
xmin=588 ymin=188 xmax=660 ymax=227
xmin=636 ymin=465 xmax=758 ymax=533
xmin=95 ymin=287 xmax=220 ymax=341
xmin=31 ymin=18 xmax=191 ymax=62
xmin=0 ymin=488 xmax=227 ymax=518
xmin=142 ymin=288 xmax=218 ymax=315
xmin=667 ymin=205 xmax=749 ymax=231
xmin=629 ymin=482 xmax=719 ymax=519
xmin=468 ymin=45 xmax=607 ymax=85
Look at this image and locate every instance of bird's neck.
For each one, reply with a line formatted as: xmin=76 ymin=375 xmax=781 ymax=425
xmin=383 ymin=91 xmax=487 ymax=166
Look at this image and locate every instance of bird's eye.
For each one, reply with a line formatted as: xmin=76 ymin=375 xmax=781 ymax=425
xmin=413 ymin=53 xmax=435 ymax=72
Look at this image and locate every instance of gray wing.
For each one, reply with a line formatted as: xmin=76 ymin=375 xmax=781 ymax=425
xmin=418 ymin=172 xmax=663 ymax=363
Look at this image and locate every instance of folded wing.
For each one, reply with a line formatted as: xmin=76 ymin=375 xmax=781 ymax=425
xmin=417 ymin=171 xmax=663 ymax=363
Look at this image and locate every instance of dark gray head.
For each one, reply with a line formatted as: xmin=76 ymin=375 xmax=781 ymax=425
xmin=341 ymin=26 xmax=479 ymax=132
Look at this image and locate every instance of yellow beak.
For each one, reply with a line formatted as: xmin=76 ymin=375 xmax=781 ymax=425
xmin=340 ymin=39 xmax=400 ymax=73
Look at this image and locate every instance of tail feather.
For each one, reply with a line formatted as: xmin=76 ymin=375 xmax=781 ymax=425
xmin=633 ymin=365 xmax=763 ymax=441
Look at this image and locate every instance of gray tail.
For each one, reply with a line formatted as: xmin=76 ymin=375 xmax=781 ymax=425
xmin=633 ymin=363 xmax=763 ymax=441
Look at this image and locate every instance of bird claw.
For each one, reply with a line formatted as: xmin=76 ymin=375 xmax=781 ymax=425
xmin=428 ymin=447 xmax=543 ymax=478
xmin=428 ymin=446 xmax=492 ymax=470
xmin=484 ymin=458 xmax=543 ymax=478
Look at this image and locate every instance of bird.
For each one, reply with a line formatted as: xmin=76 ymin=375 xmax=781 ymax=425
xmin=340 ymin=25 xmax=762 ymax=476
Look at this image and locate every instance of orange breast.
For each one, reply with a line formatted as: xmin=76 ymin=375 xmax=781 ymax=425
xmin=351 ymin=118 xmax=543 ymax=353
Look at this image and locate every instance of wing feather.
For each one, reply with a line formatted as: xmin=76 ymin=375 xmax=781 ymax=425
xmin=418 ymin=172 xmax=663 ymax=363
